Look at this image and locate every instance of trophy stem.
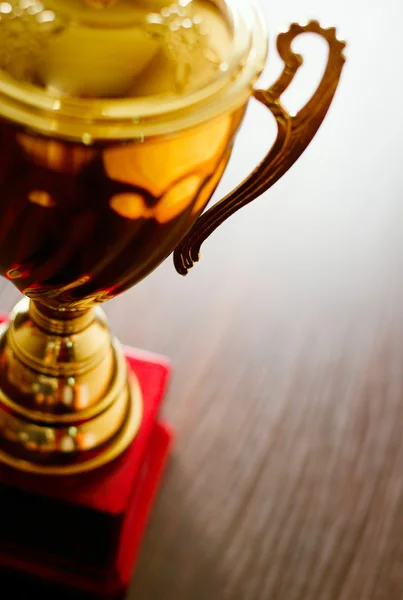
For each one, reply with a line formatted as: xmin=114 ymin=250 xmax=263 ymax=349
xmin=0 ymin=298 xmax=142 ymax=475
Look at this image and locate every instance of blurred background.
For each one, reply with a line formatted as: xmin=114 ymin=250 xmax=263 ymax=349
xmin=2 ymin=1 xmax=403 ymax=599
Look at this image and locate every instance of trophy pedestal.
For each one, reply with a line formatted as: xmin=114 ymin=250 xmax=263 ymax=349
xmin=0 ymin=327 xmax=173 ymax=600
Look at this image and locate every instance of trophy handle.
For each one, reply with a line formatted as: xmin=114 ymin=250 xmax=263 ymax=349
xmin=174 ymin=21 xmax=346 ymax=275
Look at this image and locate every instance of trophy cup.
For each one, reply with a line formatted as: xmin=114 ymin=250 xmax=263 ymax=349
xmin=0 ymin=0 xmax=346 ymax=597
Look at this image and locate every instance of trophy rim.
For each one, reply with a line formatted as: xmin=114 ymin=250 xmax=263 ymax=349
xmin=0 ymin=0 xmax=268 ymax=141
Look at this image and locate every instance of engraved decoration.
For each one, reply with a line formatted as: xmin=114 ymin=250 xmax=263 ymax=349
xmin=145 ymin=1 xmax=219 ymax=91
xmin=0 ymin=1 xmax=66 ymax=83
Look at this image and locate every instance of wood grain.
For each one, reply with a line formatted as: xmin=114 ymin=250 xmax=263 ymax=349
xmin=3 ymin=0 xmax=403 ymax=598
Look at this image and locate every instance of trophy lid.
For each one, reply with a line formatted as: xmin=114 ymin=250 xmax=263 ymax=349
xmin=0 ymin=0 xmax=267 ymax=140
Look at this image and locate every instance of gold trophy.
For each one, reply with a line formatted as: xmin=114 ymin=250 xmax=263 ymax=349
xmin=0 ymin=0 xmax=346 ymax=597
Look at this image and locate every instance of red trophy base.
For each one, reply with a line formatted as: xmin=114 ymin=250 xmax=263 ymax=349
xmin=0 ymin=318 xmax=173 ymax=600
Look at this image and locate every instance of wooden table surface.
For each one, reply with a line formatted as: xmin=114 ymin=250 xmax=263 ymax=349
xmin=3 ymin=1 xmax=403 ymax=598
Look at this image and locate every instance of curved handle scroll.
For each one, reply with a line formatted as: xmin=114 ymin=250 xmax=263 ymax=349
xmin=174 ymin=21 xmax=346 ymax=275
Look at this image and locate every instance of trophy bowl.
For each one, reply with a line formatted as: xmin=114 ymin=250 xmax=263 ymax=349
xmin=0 ymin=0 xmax=346 ymax=476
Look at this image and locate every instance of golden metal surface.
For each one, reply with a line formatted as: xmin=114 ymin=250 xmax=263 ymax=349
xmin=174 ymin=21 xmax=347 ymax=274
xmin=0 ymin=2 xmax=346 ymax=474
xmin=0 ymin=1 xmax=266 ymax=140
xmin=0 ymin=375 xmax=142 ymax=476
xmin=0 ymin=299 xmax=143 ymax=474
xmin=0 ymin=107 xmax=245 ymax=310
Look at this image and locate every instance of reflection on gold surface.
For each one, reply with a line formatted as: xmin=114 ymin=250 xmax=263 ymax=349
xmin=110 ymin=193 xmax=150 ymax=220
xmin=110 ymin=175 xmax=204 ymax=223
xmin=17 ymin=133 xmax=97 ymax=174
xmin=1 ymin=107 xmax=243 ymax=310
xmin=6 ymin=268 xmax=26 ymax=280
xmin=85 ymin=0 xmax=119 ymax=7
xmin=28 ymin=190 xmax=56 ymax=208
xmin=156 ymin=174 xmax=202 ymax=223
xmin=0 ymin=298 xmax=143 ymax=474
xmin=104 ymin=114 xmax=233 ymax=195
xmin=191 ymin=153 xmax=230 ymax=215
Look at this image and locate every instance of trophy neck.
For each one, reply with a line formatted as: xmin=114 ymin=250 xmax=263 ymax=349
xmin=0 ymin=298 xmax=142 ymax=475
xmin=30 ymin=301 xmax=96 ymax=335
